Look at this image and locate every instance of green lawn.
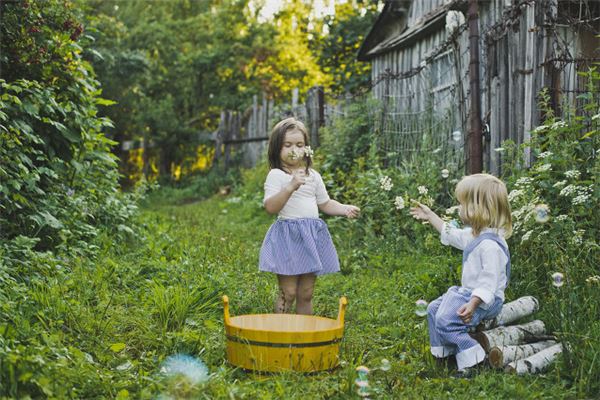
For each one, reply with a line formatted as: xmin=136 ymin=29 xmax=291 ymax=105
xmin=61 ymin=194 xmax=575 ymax=399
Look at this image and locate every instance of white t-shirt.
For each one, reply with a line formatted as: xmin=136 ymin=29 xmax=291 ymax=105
xmin=440 ymin=223 xmax=509 ymax=307
xmin=263 ymin=168 xmax=330 ymax=219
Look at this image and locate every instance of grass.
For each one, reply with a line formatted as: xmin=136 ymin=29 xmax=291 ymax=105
xmin=9 ymin=191 xmax=578 ymax=398
xmin=104 ymin=192 xmax=576 ymax=399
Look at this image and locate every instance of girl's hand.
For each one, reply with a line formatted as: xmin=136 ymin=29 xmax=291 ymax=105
xmin=409 ymin=202 xmax=432 ymax=221
xmin=344 ymin=205 xmax=360 ymax=219
xmin=287 ymin=169 xmax=307 ymax=191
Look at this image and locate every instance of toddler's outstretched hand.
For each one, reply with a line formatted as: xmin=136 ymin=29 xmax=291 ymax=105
xmin=409 ymin=202 xmax=432 ymax=221
xmin=344 ymin=205 xmax=360 ymax=219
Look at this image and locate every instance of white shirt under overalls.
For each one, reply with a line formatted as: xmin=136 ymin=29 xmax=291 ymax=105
xmin=440 ymin=223 xmax=509 ymax=308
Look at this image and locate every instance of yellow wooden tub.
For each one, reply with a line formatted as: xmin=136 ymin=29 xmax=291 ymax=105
xmin=223 ymin=295 xmax=347 ymax=373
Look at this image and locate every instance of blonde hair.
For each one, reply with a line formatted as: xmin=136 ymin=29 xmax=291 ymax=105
xmin=455 ymin=173 xmax=512 ymax=238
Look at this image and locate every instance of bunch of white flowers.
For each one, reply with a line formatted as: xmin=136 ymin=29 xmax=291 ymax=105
xmin=515 ymin=177 xmax=532 ymax=187
xmin=535 ymin=163 xmax=552 ymax=172
xmin=508 ymin=189 xmax=524 ymax=202
xmin=564 ymin=169 xmax=580 ymax=179
xmin=441 ymin=169 xmax=449 ymax=179
xmin=304 ymin=146 xmax=314 ymax=159
xmin=394 ymin=196 xmax=405 ymax=210
xmin=379 ymin=176 xmax=393 ymax=191
xmin=537 ymin=151 xmax=553 ymax=159
xmin=417 ymin=186 xmax=428 ymax=195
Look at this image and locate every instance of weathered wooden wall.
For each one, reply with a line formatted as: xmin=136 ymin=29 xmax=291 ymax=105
xmin=369 ymin=0 xmax=600 ymax=174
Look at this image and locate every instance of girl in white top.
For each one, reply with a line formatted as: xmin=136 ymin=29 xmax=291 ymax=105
xmin=409 ymin=173 xmax=512 ymax=373
xmin=259 ymin=117 xmax=360 ymax=315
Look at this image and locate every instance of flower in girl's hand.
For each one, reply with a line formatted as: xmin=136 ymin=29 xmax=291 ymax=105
xmin=289 ymin=150 xmax=299 ymax=160
xmin=304 ymin=146 xmax=314 ymax=159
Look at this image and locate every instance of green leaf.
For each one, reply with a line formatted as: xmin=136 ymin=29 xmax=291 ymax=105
xmin=110 ymin=342 xmax=126 ymax=352
xmin=95 ymin=97 xmax=117 ymax=106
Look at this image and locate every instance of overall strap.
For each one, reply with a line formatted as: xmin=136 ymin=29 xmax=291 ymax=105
xmin=462 ymin=232 xmax=511 ymax=283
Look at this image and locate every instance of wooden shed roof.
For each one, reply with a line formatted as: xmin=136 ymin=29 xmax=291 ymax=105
xmin=357 ymin=0 xmax=467 ymax=61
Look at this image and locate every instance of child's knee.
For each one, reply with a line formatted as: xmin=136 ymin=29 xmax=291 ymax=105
xmin=279 ymin=286 xmax=297 ymax=302
xmin=296 ymin=286 xmax=314 ymax=303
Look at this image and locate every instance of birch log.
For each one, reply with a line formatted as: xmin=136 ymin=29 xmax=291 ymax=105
xmin=505 ymin=343 xmax=563 ymax=375
xmin=475 ymin=296 xmax=539 ymax=331
xmin=488 ymin=340 xmax=557 ymax=368
xmin=470 ymin=320 xmax=547 ymax=351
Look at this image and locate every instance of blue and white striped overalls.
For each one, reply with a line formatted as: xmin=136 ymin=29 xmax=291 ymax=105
xmin=426 ymin=232 xmax=511 ymax=370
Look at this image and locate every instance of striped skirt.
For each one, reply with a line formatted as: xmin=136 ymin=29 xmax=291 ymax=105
xmin=259 ymin=218 xmax=340 ymax=276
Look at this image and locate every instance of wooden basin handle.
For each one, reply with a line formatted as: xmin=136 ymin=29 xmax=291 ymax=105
xmin=223 ymin=295 xmax=231 ymax=325
xmin=337 ymin=296 xmax=348 ymax=324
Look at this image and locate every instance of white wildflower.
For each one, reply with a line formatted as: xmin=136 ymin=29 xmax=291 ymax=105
xmin=289 ymin=149 xmax=299 ymax=160
xmin=394 ymin=196 xmax=405 ymax=210
xmin=508 ymin=189 xmax=524 ymax=202
xmin=564 ymin=170 xmax=581 ymax=179
xmin=446 ymin=205 xmax=460 ymax=215
xmin=555 ymin=214 xmax=568 ymax=221
xmin=417 ymin=186 xmax=428 ymax=195
xmin=516 ymin=177 xmax=532 ymax=187
xmin=586 ymin=275 xmax=600 ymax=284
xmin=552 ymin=180 xmax=567 ymax=188
xmin=536 ymin=163 xmax=552 ymax=172
xmin=559 ymin=184 xmax=576 ymax=197
xmin=380 ymin=176 xmax=393 ymax=191
xmin=532 ymin=125 xmax=548 ymax=133
xmin=304 ymin=146 xmax=314 ymax=159
xmin=572 ymin=193 xmax=590 ymax=205
xmin=551 ymin=120 xmax=567 ymax=129
xmin=537 ymin=151 xmax=553 ymax=159
xmin=441 ymin=169 xmax=449 ymax=179
xmin=521 ymin=230 xmax=533 ymax=243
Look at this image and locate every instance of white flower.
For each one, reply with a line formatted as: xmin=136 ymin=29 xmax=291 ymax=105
xmin=532 ymin=125 xmax=548 ymax=133
xmin=394 ymin=196 xmax=405 ymax=210
xmin=536 ymin=163 xmax=552 ymax=172
xmin=515 ymin=177 xmax=532 ymax=187
xmin=508 ymin=189 xmax=524 ymax=202
xmin=379 ymin=176 xmax=393 ymax=191
xmin=537 ymin=151 xmax=553 ymax=159
xmin=289 ymin=149 xmax=299 ymax=160
xmin=417 ymin=186 xmax=428 ymax=195
xmin=446 ymin=205 xmax=459 ymax=215
xmin=572 ymin=194 xmax=590 ymax=205
xmin=521 ymin=230 xmax=533 ymax=243
xmin=564 ymin=170 xmax=581 ymax=179
xmin=559 ymin=184 xmax=576 ymax=197
xmin=304 ymin=146 xmax=314 ymax=159
xmin=586 ymin=275 xmax=600 ymax=284
xmin=441 ymin=169 xmax=449 ymax=179
xmin=551 ymin=120 xmax=567 ymax=129
xmin=555 ymin=214 xmax=568 ymax=221
xmin=591 ymin=113 xmax=600 ymax=121
xmin=552 ymin=180 xmax=567 ymax=188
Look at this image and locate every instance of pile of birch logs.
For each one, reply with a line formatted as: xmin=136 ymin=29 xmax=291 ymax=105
xmin=469 ymin=296 xmax=562 ymax=375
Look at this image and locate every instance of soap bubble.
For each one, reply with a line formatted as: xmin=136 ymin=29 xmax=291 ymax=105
xmin=551 ymin=272 xmax=564 ymax=288
xmin=415 ymin=299 xmax=428 ymax=317
xmin=160 ymin=354 xmax=209 ymax=385
xmin=380 ymin=358 xmax=391 ymax=371
xmin=452 ymin=130 xmax=462 ymax=142
xmin=533 ymin=204 xmax=550 ymax=223
xmin=355 ymin=365 xmax=369 ymax=379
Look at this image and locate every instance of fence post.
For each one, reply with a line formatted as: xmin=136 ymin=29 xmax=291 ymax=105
xmin=212 ymin=110 xmax=226 ymax=168
xmin=467 ymin=0 xmax=483 ymax=174
xmin=306 ymin=86 xmax=324 ymax=148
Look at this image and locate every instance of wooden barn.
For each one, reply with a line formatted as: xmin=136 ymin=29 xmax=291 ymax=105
xmin=357 ymin=0 xmax=600 ymax=174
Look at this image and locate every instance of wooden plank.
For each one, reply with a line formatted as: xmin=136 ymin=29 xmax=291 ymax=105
xmin=522 ymin=2 xmax=535 ymax=167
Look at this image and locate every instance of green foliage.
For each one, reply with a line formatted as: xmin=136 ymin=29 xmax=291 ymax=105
xmin=313 ymin=0 xmax=379 ymax=95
